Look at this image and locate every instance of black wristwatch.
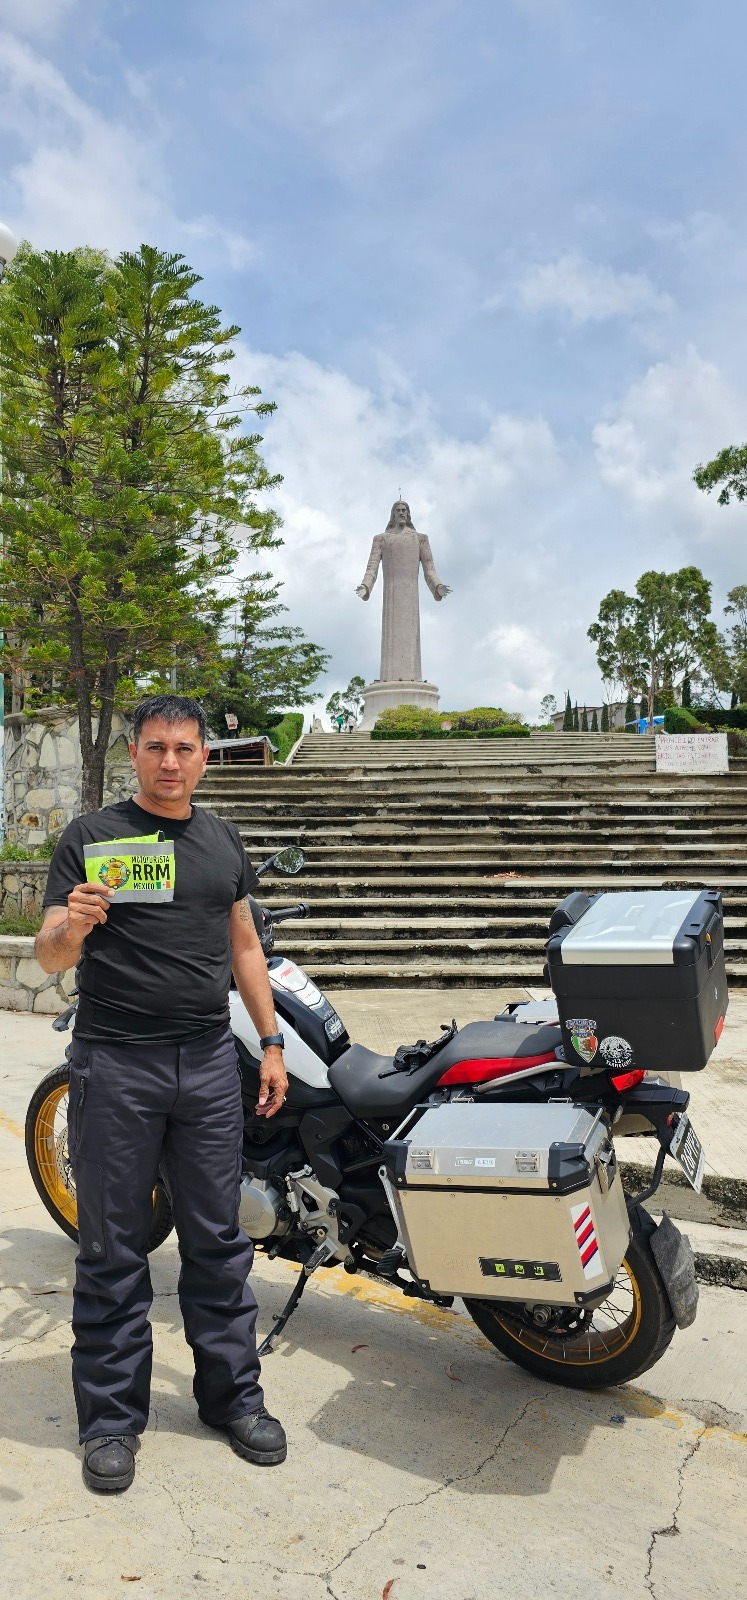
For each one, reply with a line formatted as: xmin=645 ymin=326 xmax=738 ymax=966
xmin=259 ymin=1033 xmax=285 ymax=1051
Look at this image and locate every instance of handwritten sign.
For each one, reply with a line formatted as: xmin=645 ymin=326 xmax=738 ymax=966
xmin=655 ymin=733 xmax=728 ymax=774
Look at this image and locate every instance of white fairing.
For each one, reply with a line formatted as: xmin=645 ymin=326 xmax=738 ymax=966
xmin=229 ymin=987 xmax=332 ymax=1090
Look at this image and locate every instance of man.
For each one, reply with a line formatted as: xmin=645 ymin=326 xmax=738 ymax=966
xmin=36 ymin=694 xmax=289 ymax=1492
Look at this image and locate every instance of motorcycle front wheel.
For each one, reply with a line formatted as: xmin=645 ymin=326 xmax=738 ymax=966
xmin=25 ymin=1063 xmax=174 ymax=1252
xmin=464 ymin=1204 xmax=676 ymax=1390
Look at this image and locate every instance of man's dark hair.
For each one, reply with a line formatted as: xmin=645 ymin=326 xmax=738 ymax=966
xmin=132 ymin=695 xmax=208 ymax=746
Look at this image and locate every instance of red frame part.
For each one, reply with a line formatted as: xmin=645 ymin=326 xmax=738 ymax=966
xmin=437 ymin=1053 xmax=557 ymax=1086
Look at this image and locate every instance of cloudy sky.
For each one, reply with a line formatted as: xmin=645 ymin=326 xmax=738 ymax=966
xmin=1 ymin=0 xmax=746 ymax=719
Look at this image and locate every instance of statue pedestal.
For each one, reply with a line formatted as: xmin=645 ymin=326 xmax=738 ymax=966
xmin=359 ymin=679 xmax=440 ymax=731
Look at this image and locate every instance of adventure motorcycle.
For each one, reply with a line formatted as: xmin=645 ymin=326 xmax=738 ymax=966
xmin=26 ymin=848 xmax=711 ymax=1392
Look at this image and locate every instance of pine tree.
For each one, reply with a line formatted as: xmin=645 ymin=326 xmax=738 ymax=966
xmin=581 ymin=705 xmax=589 ymax=732
xmin=591 ymin=709 xmax=599 ymax=732
xmin=600 ymin=702 xmax=609 ymax=732
xmin=0 ymin=244 xmax=282 ymax=810
xmin=681 ymin=674 xmax=691 ymax=707
xmin=562 ymin=690 xmax=574 ymax=731
xmin=573 ymin=702 xmax=580 ymax=731
xmin=624 ymin=690 xmax=635 ymax=731
xmin=640 ymin=696 xmax=649 ymax=722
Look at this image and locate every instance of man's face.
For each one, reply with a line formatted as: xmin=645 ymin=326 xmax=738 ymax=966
xmin=394 ymin=503 xmax=408 ymax=527
xmin=129 ymin=718 xmax=208 ymax=808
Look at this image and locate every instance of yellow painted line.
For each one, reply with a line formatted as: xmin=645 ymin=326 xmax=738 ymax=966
xmin=0 ymin=1111 xmax=23 ymax=1140
xmin=268 ymin=1260 xmax=747 ymax=1443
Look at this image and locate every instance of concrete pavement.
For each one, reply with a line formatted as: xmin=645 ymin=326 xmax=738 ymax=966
xmin=1 ymin=1009 xmax=746 ymax=1598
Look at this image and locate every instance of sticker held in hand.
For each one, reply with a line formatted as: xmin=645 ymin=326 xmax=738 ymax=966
xmin=83 ymin=838 xmax=176 ymax=902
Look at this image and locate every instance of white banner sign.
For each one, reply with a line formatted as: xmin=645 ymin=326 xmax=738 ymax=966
xmin=655 ymin=733 xmax=729 ymax=774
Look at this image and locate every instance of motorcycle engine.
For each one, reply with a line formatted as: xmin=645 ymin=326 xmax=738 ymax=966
xmin=239 ymin=1176 xmax=289 ymax=1240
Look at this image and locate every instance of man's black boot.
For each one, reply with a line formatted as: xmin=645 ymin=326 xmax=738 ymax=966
xmin=199 ymin=1406 xmax=287 ymax=1465
xmin=82 ymin=1434 xmax=139 ymax=1492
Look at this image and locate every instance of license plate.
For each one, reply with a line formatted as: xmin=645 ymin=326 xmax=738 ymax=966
xmin=668 ymin=1115 xmax=705 ymax=1193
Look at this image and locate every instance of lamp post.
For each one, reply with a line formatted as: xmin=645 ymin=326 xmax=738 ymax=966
xmin=0 ymin=222 xmax=19 ymax=845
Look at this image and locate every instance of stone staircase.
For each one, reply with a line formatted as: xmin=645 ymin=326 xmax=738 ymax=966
xmin=197 ymin=732 xmax=747 ymax=988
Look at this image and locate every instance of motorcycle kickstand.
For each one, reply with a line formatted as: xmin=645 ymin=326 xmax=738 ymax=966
xmin=258 ymin=1240 xmax=336 ymax=1357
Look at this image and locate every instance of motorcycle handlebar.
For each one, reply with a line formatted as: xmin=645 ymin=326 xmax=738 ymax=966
xmin=264 ymin=903 xmax=310 ymax=923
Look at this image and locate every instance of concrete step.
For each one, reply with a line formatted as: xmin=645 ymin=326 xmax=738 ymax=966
xmin=223 ymin=817 xmax=747 ymax=841
xmin=208 ymin=732 xmax=747 ymax=988
xmin=260 ymin=875 xmax=747 ymax=897
xmin=281 ymin=962 xmax=547 ymax=988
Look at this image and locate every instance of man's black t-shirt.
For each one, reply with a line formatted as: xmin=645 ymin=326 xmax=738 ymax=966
xmin=43 ymin=798 xmax=259 ymax=1043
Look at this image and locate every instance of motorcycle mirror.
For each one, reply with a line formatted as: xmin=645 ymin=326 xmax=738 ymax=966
xmin=271 ymin=846 xmax=305 ymax=876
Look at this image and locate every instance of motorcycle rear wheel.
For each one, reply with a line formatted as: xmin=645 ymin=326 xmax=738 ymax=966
xmin=25 ymin=1063 xmax=174 ymax=1252
xmin=464 ymin=1205 xmax=676 ymax=1390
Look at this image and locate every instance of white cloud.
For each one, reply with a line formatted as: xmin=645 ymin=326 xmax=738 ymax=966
xmin=0 ymin=0 xmax=77 ymax=37
xmin=512 ymin=252 xmax=673 ymax=322
xmin=229 ymin=345 xmax=594 ymax=720
xmin=228 ymin=342 xmax=747 ymax=724
xmin=593 ymin=347 xmax=747 ymax=514
xmin=0 ymin=30 xmax=255 ymax=265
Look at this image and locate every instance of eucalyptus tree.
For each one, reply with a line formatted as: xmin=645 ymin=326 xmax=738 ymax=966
xmin=587 ymin=568 xmax=719 ymax=722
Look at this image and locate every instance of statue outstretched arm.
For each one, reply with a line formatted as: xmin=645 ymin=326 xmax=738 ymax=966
xmin=356 ymin=535 xmax=383 ymax=601
xmin=419 ymin=534 xmax=450 ymax=601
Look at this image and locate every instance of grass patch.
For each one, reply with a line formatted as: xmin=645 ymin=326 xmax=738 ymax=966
xmin=0 ymin=915 xmax=43 ymax=936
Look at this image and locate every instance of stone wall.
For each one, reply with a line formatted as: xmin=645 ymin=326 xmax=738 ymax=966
xmin=0 ymin=859 xmax=49 ymax=922
xmin=0 ymin=935 xmax=74 ymax=1013
xmin=4 ymin=706 xmax=134 ymax=845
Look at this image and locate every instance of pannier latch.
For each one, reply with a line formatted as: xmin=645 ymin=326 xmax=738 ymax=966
xmin=595 ymin=1143 xmax=616 ymax=1194
xmin=515 ymin=1150 xmax=539 ymax=1174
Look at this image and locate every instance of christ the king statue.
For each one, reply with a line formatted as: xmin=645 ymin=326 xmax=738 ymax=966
xmin=355 ymin=499 xmax=450 ymax=727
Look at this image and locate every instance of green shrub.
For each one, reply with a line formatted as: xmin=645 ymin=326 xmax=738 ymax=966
xmin=721 ymin=728 xmax=747 ymax=757
xmin=267 ymin=712 xmax=304 ymax=763
xmin=444 ymin=706 xmax=523 ymax=731
xmin=663 ymin=707 xmax=708 ymax=733
xmin=0 ymin=836 xmax=59 ymax=861
xmin=372 ymin=705 xmax=445 ymax=737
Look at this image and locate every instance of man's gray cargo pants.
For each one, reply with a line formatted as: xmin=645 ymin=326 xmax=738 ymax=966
xmin=67 ymin=1024 xmax=263 ymax=1443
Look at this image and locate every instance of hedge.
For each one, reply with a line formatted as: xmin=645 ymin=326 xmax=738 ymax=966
xmin=266 ymin=712 xmax=304 ymax=762
xmin=663 ymin=707 xmax=708 ymax=734
xmin=691 ymin=705 xmax=747 ymax=732
xmin=371 ymin=723 xmax=530 ymax=741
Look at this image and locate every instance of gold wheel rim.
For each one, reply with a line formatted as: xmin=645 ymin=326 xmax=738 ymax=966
xmin=33 ymin=1082 xmax=163 ymax=1235
xmin=491 ymin=1255 xmax=643 ymax=1365
xmin=34 ymin=1083 xmax=78 ymax=1227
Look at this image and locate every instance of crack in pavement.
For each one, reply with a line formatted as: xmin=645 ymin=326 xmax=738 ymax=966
xmin=644 ymin=1432 xmax=703 ymax=1599
xmin=322 ymin=1392 xmax=545 ymax=1600
xmin=158 ymin=1468 xmax=198 ymax=1554
xmin=0 ymin=1323 xmax=58 ymax=1359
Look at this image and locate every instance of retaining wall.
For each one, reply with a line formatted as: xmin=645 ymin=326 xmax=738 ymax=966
xmin=0 ymin=935 xmax=74 ymax=1013
xmin=0 ymin=860 xmax=49 ymax=922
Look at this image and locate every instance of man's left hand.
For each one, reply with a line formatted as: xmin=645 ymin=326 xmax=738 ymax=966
xmin=256 ymin=1049 xmax=289 ymax=1118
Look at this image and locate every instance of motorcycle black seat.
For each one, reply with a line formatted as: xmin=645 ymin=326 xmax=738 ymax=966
xmin=328 ymin=1019 xmax=561 ymax=1121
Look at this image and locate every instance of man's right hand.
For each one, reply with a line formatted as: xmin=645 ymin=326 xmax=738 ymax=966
xmin=66 ymin=881 xmax=115 ymax=937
